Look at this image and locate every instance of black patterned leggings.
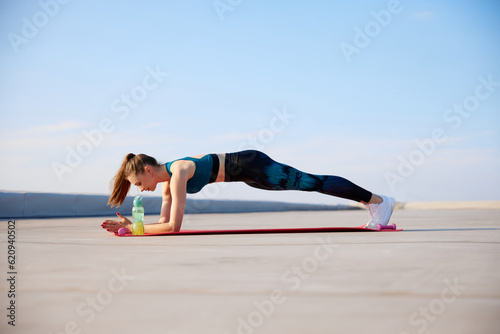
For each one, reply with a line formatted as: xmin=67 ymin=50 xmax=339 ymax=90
xmin=224 ymin=150 xmax=372 ymax=203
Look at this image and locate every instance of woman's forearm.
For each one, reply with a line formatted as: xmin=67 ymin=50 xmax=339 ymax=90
xmin=144 ymin=222 xmax=174 ymax=234
xmin=139 ymin=197 xmax=184 ymax=234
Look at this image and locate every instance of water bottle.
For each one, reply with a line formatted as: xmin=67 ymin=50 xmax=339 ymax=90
xmin=132 ymin=195 xmax=145 ymax=235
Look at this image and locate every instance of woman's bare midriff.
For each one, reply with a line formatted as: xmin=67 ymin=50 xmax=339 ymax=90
xmin=215 ymin=153 xmax=226 ymax=182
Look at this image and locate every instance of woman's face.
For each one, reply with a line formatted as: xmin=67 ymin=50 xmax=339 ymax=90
xmin=127 ymin=166 xmax=157 ymax=192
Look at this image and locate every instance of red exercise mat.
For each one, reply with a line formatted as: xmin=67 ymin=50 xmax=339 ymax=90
xmin=116 ymin=225 xmax=402 ymax=237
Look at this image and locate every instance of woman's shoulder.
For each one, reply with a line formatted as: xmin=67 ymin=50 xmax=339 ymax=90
xmin=168 ymin=159 xmax=197 ymax=179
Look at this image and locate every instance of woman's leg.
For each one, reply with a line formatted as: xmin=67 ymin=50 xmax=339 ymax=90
xmin=225 ymin=150 xmax=396 ymax=227
xmin=225 ymin=150 xmax=373 ymax=203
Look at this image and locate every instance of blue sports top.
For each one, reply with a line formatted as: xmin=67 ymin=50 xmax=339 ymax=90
xmin=165 ymin=154 xmax=218 ymax=194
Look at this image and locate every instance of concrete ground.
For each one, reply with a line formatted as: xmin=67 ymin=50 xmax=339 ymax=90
xmin=1 ymin=208 xmax=499 ymax=334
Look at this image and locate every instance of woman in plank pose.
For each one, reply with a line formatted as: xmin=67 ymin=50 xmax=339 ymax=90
xmin=101 ymin=150 xmax=395 ymax=234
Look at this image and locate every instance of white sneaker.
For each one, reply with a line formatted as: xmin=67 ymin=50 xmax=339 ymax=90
xmin=364 ymin=195 xmax=396 ymax=229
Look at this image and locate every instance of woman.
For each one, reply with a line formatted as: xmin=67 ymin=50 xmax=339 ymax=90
xmin=101 ymin=150 xmax=395 ymax=234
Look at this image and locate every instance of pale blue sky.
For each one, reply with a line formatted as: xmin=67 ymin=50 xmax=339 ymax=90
xmin=1 ymin=0 xmax=499 ymax=204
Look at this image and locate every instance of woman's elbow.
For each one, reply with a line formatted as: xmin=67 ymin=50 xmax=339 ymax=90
xmin=169 ymin=221 xmax=182 ymax=233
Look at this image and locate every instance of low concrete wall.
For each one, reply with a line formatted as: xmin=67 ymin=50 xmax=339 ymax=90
xmin=0 ymin=192 xmax=354 ymax=219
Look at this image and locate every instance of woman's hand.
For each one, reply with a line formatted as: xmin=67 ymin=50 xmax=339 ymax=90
xmin=101 ymin=212 xmax=132 ymax=234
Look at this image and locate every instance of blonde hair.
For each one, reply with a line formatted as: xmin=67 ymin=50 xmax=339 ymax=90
xmin=108 ymin=153 xmax=160 ymax=207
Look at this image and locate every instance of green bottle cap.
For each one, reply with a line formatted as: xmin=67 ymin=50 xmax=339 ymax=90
xmin=133 ymin=195 xmax=143 ymax=206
